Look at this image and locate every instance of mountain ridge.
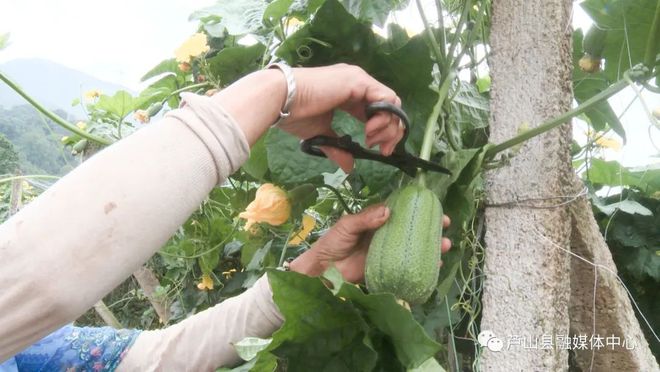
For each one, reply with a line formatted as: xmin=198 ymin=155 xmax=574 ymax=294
xmin=0 ymin=58 xmax=129 ymax=118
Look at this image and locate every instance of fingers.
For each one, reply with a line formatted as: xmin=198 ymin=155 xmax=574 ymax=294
xmin=336 ymin=204 xmax=390 ymax=235
xmin=443 ymin=215 xmax=451 ymax=228
xmin=441 ymin=237 xmax=452 ymax=253
xmin=320 ymin=145 xmax=354 ymax=173
xmin=313 ymin=126 xmax=355 ymax=173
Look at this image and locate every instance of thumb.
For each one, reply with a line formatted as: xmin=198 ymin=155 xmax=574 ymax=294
xmin=339 ymin=204 xmax=390 ymax=235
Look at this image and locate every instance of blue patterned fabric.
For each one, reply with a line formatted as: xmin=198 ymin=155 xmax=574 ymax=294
xmin=0 ymin=324 xmax=140 ymax=372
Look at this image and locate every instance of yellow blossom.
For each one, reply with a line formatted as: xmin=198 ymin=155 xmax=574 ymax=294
xmin=239 ymin=183 xmax=291 ymax=231
xmin=84 ymin=89 xmax=102 ymax=100
xmin=76 ymin=121 xmax=87 ymax=130
xmin=133 ymin=110 xmax=150 ymax=124
xmin=174 ymin=33 xmax=210 ymax=63
xmin=61 ymin=136 xmax=69 ymax=143
xmin=595 ymin=137 xmax=622 ymax=151
xmin=196 ymin=274 xmax=214 ymax=291
xmin=288 ymin=214 xmax=316 ymax=246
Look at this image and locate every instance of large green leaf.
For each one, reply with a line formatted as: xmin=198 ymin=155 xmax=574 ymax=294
xmin=190 ymin=0 xmax=268 ymax=37
xmin=207 ymin=44 xmax=266 ymax=86
xmin=95 ymin=91 xmax=135 ymax=119
xmin=581 ymin=0 xmax=660 ymax=82
xmin=266 ymin=128 xmax=338 ymax=184
xmin=141 ymin=58 xmax=179 ymax=82
xmin=258 ymin=270 xmax=440 ymax=370
xmin=339 ymin=0 xmax=410 ymax=27
xmin=586 ymin=159 xmax=660 ymax=194
xmin=337 ymin=284 xmax=441 ymax=369
xmin=257 ymin=270 xmax=376 ymax=371
xmin=242 ymin=135 xmax=269 ymax=181
xmin=572 ymin=29 xmax=625 ymax=139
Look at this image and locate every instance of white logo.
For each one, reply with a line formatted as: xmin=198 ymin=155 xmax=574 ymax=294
xmin=478 ymin=330 xmax=503 ymax=352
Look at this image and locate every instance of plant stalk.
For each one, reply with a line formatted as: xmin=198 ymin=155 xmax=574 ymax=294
xmin=416 ymin=0 xmax=445 ymax=67
xmin=0 ymin=71 xmax=112 ymax=145
xmin=485 ymin=78 xmax=629 ymax=158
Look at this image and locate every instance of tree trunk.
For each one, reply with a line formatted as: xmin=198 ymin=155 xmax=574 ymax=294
xmin=480 ymin=0 xmax=574 ymax=370
xmin=568 ymin=183 xmax=659 ymax=371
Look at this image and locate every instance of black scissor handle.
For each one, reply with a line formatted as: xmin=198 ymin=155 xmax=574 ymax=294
xmin=365 ymin=101 xmax=410 ymax=153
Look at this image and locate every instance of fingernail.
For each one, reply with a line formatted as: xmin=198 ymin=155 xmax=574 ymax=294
xmin=380 ymin=206 xmax=389 ymax=218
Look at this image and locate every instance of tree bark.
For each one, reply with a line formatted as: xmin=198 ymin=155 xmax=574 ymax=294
xmin=568 ymin=184 xmax=659 ymax=371
xmin=480 ymin=0 xmax=574 ymax=370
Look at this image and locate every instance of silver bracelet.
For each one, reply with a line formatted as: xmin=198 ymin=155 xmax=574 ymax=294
xmin=266 ymin=62 xmax=296 ymax=127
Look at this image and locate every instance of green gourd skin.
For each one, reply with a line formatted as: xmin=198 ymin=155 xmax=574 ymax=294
xmin=365 ymin=183 xmax=443 ymax=304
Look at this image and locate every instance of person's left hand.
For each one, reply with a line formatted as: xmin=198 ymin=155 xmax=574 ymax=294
xmin=289 ymin=204 xmax=452 ymax=283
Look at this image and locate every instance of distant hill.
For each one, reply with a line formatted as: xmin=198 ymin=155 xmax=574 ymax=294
xmin=0 ymin=58 xmax=128 ymax=118
xmin=0 ymin=59 xmax=129 ymax=176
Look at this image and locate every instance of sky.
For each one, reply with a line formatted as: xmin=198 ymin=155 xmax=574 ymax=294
xmin=1 ymin=0 xmax=658 ymax=167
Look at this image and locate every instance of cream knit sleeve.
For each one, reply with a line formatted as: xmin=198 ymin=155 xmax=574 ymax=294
xmin=0 ymin=93 xmax=285 ymax=365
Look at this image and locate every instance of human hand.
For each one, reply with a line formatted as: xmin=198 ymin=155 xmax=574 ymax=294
xmin=278 ymin=64 xmax=405 ymax=173
xmin=289 ymin=204 xmax=452 ymax=283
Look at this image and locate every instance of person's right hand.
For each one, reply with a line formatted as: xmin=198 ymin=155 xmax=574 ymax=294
xmin=278 ymin=64 xmax=405 ymax=172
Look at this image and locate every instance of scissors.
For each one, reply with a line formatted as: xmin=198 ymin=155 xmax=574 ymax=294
xmin=300 ymin=101 xmax=451 ymax=177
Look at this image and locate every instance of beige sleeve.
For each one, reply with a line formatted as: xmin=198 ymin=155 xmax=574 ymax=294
xmin=117 ymin=275 xmax=284 ymax=372
xmin=0 ymin=92 xmax=276 ymax=362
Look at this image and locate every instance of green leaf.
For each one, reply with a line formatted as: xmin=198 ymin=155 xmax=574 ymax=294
xmin=593 ymin=199 xmax=653 ymax=216
xmin=245 ymin=240 xmax=272 ymax=271
xmin=207 ymin=44 xmax=266 ymax=86
xmin=581 ymin=0 xmax=660 ymax=82
xmin=259 ymin=270 xmax=376 ymax=371
xmin=408 ymin=357 xmax=446 ymax=372
xmin=266 ymin=128 xmax=338 ymax=184
xmin=95 ymin=91 xmax=135 ymax=119
xmin=242 ymin=136 xmax=269 ymax=181
xmin=0 ymin=33 xmax=9 ymax=50
xmin=587 ymin=159 xmax=660 ymax=193
xmin=263 ymin=0 xmax=294 ymax=24
xmin=216 ymin=358 xmax=257 ymax=371
xmin=141 ymin=59 xmax=180 ymax=82
xmin=435 ymin=146 xmax=489 ymax=298
xmin=450 ymin=81 xmax=489 ymax=130
xmin=337 ymin=284 xmax=441 ymax=369
xmin=233 ymin=337 xmax=272 ymax=361
xmin=287 ymin=184 xmax=318 ymax=218
xmin=339 ymin=0 xmax=410 ymax=27
xmin=190 ymin=1 xmax=268 ymax=37
xmin=475 ymin=75 xmax=491 ymax=93
xmin=572 ymin=29 xmax=625 ymax=139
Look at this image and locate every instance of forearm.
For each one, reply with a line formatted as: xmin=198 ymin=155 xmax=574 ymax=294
xmin=117 ymin=275 xmax=283 ymax=371
xmin=0 ymin=93 xmax=249 ymax=361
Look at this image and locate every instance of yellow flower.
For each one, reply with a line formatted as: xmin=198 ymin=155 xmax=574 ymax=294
xmin=84 ymin=89 xmax=102 ymax=100
xmin=288 ymin=214 xmax=316 ymax=246
xmin=239 ymin=183 xmax=291 ymax=231
xmin=595 ymin=136 xmax=622 ymax=151
xmin=174 ymin=33 xmax=210 ymax=63
xmin=61 ymin=136 xmax=69 ymax=143
xmin=76 ymin=121 xmax=87 ymax=130
xmin=196 ymin=274 xmax=214 ymax=291
xmin=133 ymin=110 xmax=150 ymax=124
